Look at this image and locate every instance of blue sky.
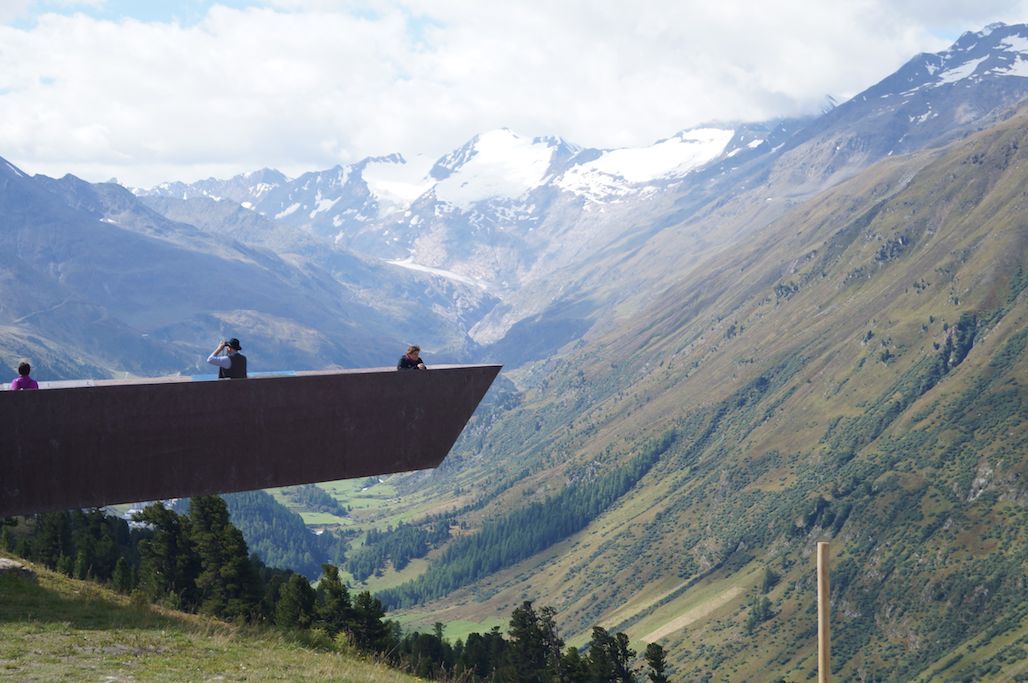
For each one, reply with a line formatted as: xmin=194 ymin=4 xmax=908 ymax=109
xmin=3 ymin=1 xmax=436 ymax=29
xmin=5 ymin=1 xmax=256 ymax=27
xmin=1 ymin=1 xmax=1025 ymax=186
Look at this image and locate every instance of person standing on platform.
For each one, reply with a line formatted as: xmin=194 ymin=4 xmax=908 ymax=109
xmin=397 ymin=345 xmax=427 ymax=370
xmin=207 ymin=338 xmax=248 ymax=378
xmin=10 ymin=361 xmax=39 ymax=390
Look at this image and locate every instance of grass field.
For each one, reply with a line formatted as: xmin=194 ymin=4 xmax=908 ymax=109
xmin=390 ymin=612 xmax=507 ymax=643
xmin=0 ymin=554 xmax=420 ymax=682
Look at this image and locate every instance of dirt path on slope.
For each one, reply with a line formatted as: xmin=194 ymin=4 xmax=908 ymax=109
xmin=640 ymin=585 xmax=743 ymax=642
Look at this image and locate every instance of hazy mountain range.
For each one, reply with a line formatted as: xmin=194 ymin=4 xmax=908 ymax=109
xmin=3 ymin=21 xmax=1027 ymax=682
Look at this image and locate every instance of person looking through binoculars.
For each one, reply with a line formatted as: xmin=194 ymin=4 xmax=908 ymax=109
xmin=207 ymin=338 xmax=248 ymax=378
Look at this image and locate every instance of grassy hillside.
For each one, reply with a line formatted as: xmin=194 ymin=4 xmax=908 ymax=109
xmin=0 ymin=554 xmax=419 ymax=682
xmin=336 ymin=105 xmax=1028 ymax=681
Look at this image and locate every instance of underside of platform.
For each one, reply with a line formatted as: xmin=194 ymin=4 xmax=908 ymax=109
xmin=0 ymin=364 xmax=500 ymax=517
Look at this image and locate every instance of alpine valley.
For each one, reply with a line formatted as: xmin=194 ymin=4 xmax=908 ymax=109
xmin=3 ymin=21 xmax=1027 ymax=682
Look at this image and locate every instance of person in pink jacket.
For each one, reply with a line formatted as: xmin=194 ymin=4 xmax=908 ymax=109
xmin=10 ymin=361 xmax=39 ymax=390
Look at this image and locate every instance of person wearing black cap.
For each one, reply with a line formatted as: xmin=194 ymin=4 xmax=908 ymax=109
xmin=207 ymin=338 xmax=248 ymax=378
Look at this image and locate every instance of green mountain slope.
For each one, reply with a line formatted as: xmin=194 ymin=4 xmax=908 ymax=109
xmin=352 ymin=104 xmax=1028 ymax=681
xmin=0 ymin=554 xmax=417 ymax=682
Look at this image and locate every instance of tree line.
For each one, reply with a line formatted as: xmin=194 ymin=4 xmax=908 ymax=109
xmin=380 ymin=433 xmax=675 ymax=609
xmin=395 ymin=601 xmax=672 ymax=682
xmin=282 ymin=483 xmax=350 ymax=517
xmin=2 ymin=498 xmax=673 ymax=681
xmin=219 ymin=490 xmax=346 ymax=579
xmin=346 ymin=518 xmax=453 ymax=581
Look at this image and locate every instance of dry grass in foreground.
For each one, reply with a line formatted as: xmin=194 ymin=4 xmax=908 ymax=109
xmin=0 ymin=553 xmax=421 ymax=682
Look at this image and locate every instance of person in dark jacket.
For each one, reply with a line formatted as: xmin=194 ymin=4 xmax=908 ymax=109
xmin=207 ymin=337 xmax=248 ymax=378
xmin=397 ymin=344 xmax=427 ymax=370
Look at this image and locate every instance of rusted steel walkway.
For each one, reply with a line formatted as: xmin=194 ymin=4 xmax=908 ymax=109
xmin=0 ymin=365 xmax=500 ymax=517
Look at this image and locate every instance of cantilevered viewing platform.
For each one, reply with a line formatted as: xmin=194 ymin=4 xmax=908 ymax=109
xmin=0 ymin=364 xmax=500 ymax=517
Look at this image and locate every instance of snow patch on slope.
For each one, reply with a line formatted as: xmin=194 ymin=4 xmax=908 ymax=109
xmin=935 ymin=56 xmax=990 ymax=85
xmin=994 ymin=35 xmax=1028 ymax=77
xmin=997 ymin=56 xmax=1028 ymax=77
xmin=998 ymin=33 xmax=1028 ymax=52
xmin=310 ymin=196 xmax=340 ymax=218
xmin=387 ymin=258 xmax=487 ymax=289
xmin=276 ymin=203 xmax=301 ymax=219
xmin=557 ymin=128 xmax=734 ymax=201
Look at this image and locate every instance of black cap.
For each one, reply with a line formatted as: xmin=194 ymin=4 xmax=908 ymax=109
xmin=226 ymin=338 xmax=242 ymax=350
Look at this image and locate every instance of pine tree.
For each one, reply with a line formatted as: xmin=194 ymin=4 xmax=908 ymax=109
xmin=275 ymin=573 xmax=316 ymax=629
xmin=73 ymin=547 xmax=92 ymax=580
xmin=538 ymin=605 xmax=565 ymax=680
xmin=315 ymin=563 xmax=353 ymax=636
xmin=745 ymin=596 xmax=773 ymax=634
xmin=588 ymin=627 xmax=637 ymax=682
xmin=189 ymin=496 xmax=232 ymax=616
xmin=350 ymin=590 xmax=389 ymax=652
xmin=560 ymin=646 xmax=591 ymax=683
xmin=460 ymin=631 xmax=498 ymax=679
xmin=111 ymin=556 xmax=132 ymax=593
xmin=219 ymin=525 xmax=261 ymax=621
xmin=507 ymin=601 xmax=548 ymax=681
xmin=187 ymin=495 xmax=260 ymax=620
xmin=644 ymin=643 xmax=670 ymax=683
xmin=33 ymin=511 xmax=71 ymax=569
xmin=761 ymin=567 xmax=781 ymax=593
xmin=135 ymin=503 xmax=198 ymax=608
xmin=89 ymin=513 xmax=122 ymax=581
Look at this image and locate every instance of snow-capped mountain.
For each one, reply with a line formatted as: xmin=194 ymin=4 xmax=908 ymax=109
xmin=556 ymin=127 xmax=736 ymax=202
xmin=895 ymin=21 xmax=1028 ymax=92
xmin=144 ymin=167 xmax=288 ymax=205
xmin=132 ymin=22 xmax=1028 ymax=363
xmin=355 ymin=119 xmax=807 ymax=305
xmin=783 ymin=21 xmax=1028 ymax=171
xmin=135 ymin=125 xmax=766 ymax=288
xmin=136 ymin=154 xmax=433 ymax=244
xmin=429 ymin=129 xmax=579 ymax=208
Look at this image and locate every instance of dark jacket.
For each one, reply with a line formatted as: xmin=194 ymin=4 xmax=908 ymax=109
xmin=219 ymin=352 xmax=248 ymax=379
xmin=397 ymin=354 xmax=424 ymax=370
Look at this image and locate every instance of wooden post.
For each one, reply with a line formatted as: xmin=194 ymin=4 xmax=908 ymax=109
xmin=817 ymin=542 xmax=831 ymax=683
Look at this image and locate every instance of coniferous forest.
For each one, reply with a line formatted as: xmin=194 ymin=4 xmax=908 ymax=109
xmin=1 ymin=499 xmax=673 ymax=682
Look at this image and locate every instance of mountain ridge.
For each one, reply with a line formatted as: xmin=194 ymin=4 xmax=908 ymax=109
xmin=344 ymin=91 xmax=1028 ymax=682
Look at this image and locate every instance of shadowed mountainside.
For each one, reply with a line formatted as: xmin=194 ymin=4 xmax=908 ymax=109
xmin=0 ymin=163 xmax=480 ymax=379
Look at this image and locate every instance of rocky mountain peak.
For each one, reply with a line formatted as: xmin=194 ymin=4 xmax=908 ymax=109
xmin=1 ymin=157 xmax=26 ymax=179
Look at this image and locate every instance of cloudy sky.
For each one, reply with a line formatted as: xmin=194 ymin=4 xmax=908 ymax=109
xmin=1 ymin=0 xmax=1025 ymax=186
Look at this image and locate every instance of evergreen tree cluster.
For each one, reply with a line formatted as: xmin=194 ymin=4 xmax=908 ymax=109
xmin=345 ymin=518 xmax=453 ymax=581
xmin=282 ymin=484 xmax=349 ymax=517
xmin=169 ymin=490 xmax=348 ymax=579
xmin=2 ymin=497 xmax=380 ymax=641
xmin=388 ymin=601 xmax=672 ymax=682
xmin=380 ymin=437 xmax=671 ymax=609
xmin=221 ymin=490 xmax=345 ymax=579
xmin=4 ymin=507 xmax=673 ymax=681
xmin=3 ymin=507 xmax=137 ymax=589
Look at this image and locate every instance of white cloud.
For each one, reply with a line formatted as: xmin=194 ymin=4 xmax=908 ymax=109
xmin=0 ymin=0 xmax=33 ymax=22
xmin=0 ymin=0 xmax=1025 ymax=186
